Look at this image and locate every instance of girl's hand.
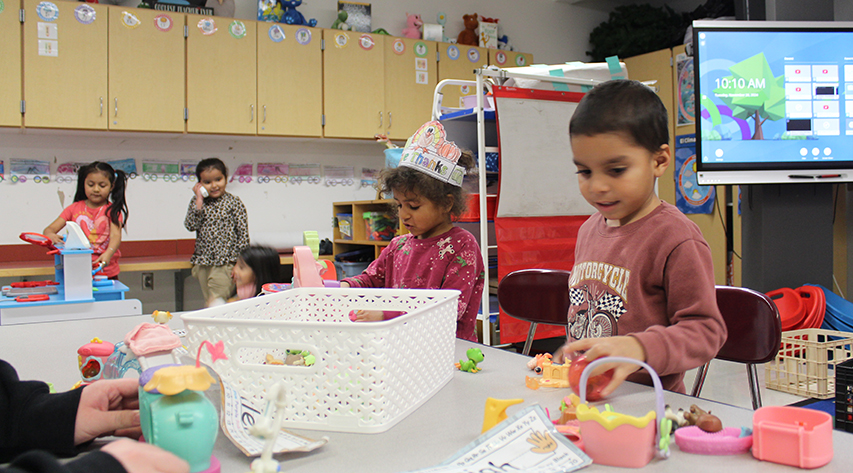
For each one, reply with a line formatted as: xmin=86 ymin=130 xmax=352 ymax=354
xmin=101 ymin=439 xmax=190 ymax=473
xmin=192 ymin=182 xmax=204 ymax=198
xmin=340 ymin=281 xmax=350 ymax=288
xmin=95 ymin=254 xmax=110 ymax=267
xmin=351 ymin=310 xmax=384 ymax=322
xmin=48 ymin=234 xmax=64 ymax=246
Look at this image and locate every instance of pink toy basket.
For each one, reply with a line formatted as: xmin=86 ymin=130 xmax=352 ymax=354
xmin=752 ymin=406 xmax=833 ymax=469
xmin=575 ymin=357 xmax=669 ymax=468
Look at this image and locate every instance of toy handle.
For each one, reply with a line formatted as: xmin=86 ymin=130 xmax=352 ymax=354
xmin=578 ymin=356 xmax=668 ymax=459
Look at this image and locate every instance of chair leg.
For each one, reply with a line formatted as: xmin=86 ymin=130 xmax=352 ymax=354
xmin=521 ymin=323 xmax=538 ymax=356
xmin=690 ymin=362 xmax=710 ymax=398
xmin=747 ymin=363 xmax=762 ymax=410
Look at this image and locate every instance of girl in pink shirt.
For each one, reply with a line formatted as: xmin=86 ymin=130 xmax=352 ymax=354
xmin=341 ymin=121 xmax=486 ymax=342
xmin=43 ymin=162 xmax=129 ymax=278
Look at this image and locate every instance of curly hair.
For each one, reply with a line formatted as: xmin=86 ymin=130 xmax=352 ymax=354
xmin=379 ymin=150 xmax=477 ymax=219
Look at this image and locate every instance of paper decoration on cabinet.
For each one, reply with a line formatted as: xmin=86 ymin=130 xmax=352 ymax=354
xmin=121 ymin=11 xmax=141 ymax=29
xmin=337 ymin=1 xmax=371 ymax=33
xmin=288 ymin=164 xmax=322 ymax=184
xmin=358 ymin=34 xmax=374 ymax=50
xmin=414 ymin=41 xmax=428 ymax=58
xmin=35 ymin=1 xmax=58 ymax=22
xmin=323 ymin=165 xmax=354 ymax=186
xmin=179 ymin=161 xmax=197 ymax=181
xmin=107 ymin=158 xmax=139 ymax=179
xmin=230 ymin=163 xmax=254 ymax=183
xmin=197 ymin=18 xmax=216 ymax=35
xmin=56 ymin=162 xmax=87 ymax=183
xmin=229 ymin=20 xmax=246 ymax=39
xmin=74 ymin=5 xmax=95 ymax=25
xmin=257 ymin=163 xmax=289 ymax=184
xmin=361 ymin=168 xmax=379 ymax=188
xmin=154 ymin=14 xmax=173 ymax=32
xmin=295 ymin=27 xmax=311 ymax=45
xmin=9 ymin=158 xmax=50 ymax=184
xmin=141 ymin=161 xmax=180 ymax=182
xmin=676 ymin=53 xmax=695 ymax=125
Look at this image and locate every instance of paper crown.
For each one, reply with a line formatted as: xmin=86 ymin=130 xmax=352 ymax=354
xmin=398 ymin=121 xmax=466 ymax=187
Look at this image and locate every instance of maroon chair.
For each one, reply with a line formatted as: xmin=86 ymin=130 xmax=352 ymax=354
xmin=497 ymin=269 xmax=571 ymax=356
xmin=690 ymin=285 xmax=782 ymax=409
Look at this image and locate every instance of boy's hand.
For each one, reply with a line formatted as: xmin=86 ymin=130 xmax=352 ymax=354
xmin=101 ymin=439 xmax=190 ymax=473
xmin=74 ymin=378 xmax=141 ymax=445
xmin=562 ymin=336 xmax=647 ymax=398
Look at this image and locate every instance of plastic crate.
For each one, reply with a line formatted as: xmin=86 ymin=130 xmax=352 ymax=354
xmin=836 ymin=358 xmax=853 ymax=432
xmin=181 ymin=287 xmax=458 ymax=433
xmin=765 ymin=329 xmax=853 ymax=399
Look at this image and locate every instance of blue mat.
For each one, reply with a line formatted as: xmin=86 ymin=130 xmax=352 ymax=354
xmin=807 ymin=284 xmax=853 ymax=332
xmin=790 ymin=398 xmax=836 ymax=418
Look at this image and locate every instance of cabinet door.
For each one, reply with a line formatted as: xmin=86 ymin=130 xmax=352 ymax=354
xmin=186 ymin=15 xmax=257 ymax=134
xmin=108 ymin=7 xmax=185 ymax=132
xmin=436 ymin=43 xmax=487 ymax=110
xmin=384 ymin=37 xmax=436 ymax=141
xmin=323 ymin=30 xmax=384 ymax=139
xmin=257 ymin=24 xmax=321 ymax=137
xmin=23 ymin=0 xmax=107 ymax=129
xmin=0 ymin=3 xmax=21 ymax=127
xmin=489 ymin=50 xmax=533 ymax=69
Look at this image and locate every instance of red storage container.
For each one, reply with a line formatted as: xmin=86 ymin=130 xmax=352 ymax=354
xmin=459 ymin=194 xmax=496 ymax=222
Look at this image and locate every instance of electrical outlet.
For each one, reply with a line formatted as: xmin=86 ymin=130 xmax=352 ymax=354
xmin=142 ymin=272 xmax=154 ymax=291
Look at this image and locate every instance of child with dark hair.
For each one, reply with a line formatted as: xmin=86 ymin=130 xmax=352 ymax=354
xmin=231 ymin=245 xmax=281 ymax=300
xmin=559 ymin=79 xmax=726 ymax=394
xmin=43 ymin=162 xmax=129 ymax=278
xmin=341 ymin=121 xmax=486 ymax=342
xmin=184 ymin=157 xmax=250 ymax=306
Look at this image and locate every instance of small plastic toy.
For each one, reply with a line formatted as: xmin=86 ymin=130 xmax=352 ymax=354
xmin=567 ymin=353 xmax=614 ymax=401
xmin=280 ymin=0 xmax=317 ymax=27
xmin=152 ymin=310 xmax=172 ymax=324
xmin=497 ymin=34 xmax=514 ymax=51
xmin=751 ymin=405 xmax=833 ymax=468
xmin=457 ymin=13 xmax=479 ymax=46
xmin=331 ymin=9 xmax=350 ymax=30
xmin=525 ymin=359 xmax=570 ymax=390
xmin=683 ymin=405 xmax=723 ymax=433
xmin=455 ymin=347 xmax=484 ymax=373
xmin=481 ymin=397 xmax=523 ymax=433
xmin=575 ymin=357 xmax=670 ymax=468
xmin=674 ymin=426 xmax=753 ymax=455
xmin=436 ymin=12 xmax=452 ymax=43
xmin=75 ymin=338 xmax=115 ymax=387
xmin=401 ymin=12 xmax=423 ymax=39
xmin=526 ymin=353 xmax=552 ymax=373
xmin=248 ymin=382 xmax=288 ymax=473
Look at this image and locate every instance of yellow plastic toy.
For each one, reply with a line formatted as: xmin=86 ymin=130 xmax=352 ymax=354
xmin=482 ymin=397 xmax=524 ymax=433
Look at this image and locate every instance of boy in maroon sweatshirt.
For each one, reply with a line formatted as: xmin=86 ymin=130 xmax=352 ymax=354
xmin=560 ymin=80 xmax=727 ymax=394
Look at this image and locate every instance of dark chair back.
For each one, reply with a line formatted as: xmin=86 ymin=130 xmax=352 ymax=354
xmin=715 ymin=285 xmax=782 ymax=364
xmin=498 ymin=269 xmax=572 ymax=326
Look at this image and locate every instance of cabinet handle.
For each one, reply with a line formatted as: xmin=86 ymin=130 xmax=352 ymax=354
xmin=263 ymin=105 xmax=267 ymax=123
xmin=250 ymin=104 xmax=254 ymax=123
xmin=388 ymin=112 xmax=392 ymax=128
xmin=379 ymin=111 xmax=383 ymax=128
xmin=114 ymin=98 xmax=118 ymax=117
xmin=99 ymin=97 xmax=103 ymax=116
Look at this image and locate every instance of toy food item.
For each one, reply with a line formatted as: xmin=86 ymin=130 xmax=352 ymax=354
xmin=568 ymin=353 xmax=614 ymax=401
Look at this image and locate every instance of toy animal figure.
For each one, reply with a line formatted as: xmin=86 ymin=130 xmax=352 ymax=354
xmin=455 ymin=347 xmax=484 ymax=373
xmin=280 ymin=0 xmax=317 ymax=27
xmin=331 ymin=10 xmax=350 ymax=30
xmin=526 ymin=353 xmax=553 ymax=374
xmin=683 ymin=404 xmax=723 ymax=433
xmin=497 ymin=34 xmax=515 ymax=51
xmin=457 ymin=13 xmax=479 ymax=46
xmin=152 ymin=310 xmax=172 ymax=324
xmin=402 ymin=13 xmax=423 ymax=39
xmin=436 ymin=12 xmax=452 ymax=43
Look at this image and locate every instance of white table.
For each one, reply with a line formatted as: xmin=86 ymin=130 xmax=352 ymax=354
xmin=2 ymin=315 xmax=851 ymax=472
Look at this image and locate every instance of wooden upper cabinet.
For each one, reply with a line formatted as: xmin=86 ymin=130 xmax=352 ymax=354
xmin=488 ymin=49 xmax=533 ymax=69
xmin=186 ymin=15 xmax=257 ymax=134
xmin=323 ymin=29 xmax=385 ymax=139
xmin=383 ymin=37 xmax=436 ymax=141
xmin=108 ymin=7 xmax=185 ymax=132
xmin=436 ymin=43 xmax=488 ymax=110
xmin=23 ymin=0 xmax=107 ymax=129
xmin=257 ymin=24 xmax=322 ymax=137
xmin=0 ymin=3 xmax=22 ymax=127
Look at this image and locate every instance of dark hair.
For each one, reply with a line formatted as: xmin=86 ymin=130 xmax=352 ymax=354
xmin=195 ymin=157 xmax=228 ymax=181
xmin=238 ymin=245 xmax=281 ymax=297
xmin=74 ymin=162 xmax=128 ymax=228
xmin=379 ymin=150 xmax=477 ymax=220
xmin=569 ymin=79 xmax=669 ymax=153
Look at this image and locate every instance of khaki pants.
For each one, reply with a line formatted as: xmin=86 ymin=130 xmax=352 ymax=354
xmin=192 ymin=263 xmax=235 ymax=305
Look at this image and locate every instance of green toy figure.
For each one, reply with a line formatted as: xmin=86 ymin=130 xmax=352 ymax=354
xmin=455 ymin=348 xmax=484 ymax=373
xmin=331 ymin=10 xmax=350 ymax=30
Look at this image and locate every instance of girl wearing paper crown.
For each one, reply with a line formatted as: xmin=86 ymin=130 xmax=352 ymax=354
xmin=341 ymin=121 xmax=486 ymax=342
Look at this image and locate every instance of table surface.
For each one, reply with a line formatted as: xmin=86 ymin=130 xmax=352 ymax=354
xmin=1 ymin=314 xmax=850 ymax=473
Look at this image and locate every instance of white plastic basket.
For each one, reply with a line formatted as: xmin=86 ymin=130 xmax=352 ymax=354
xmin=181 ymin=287 xmax=459 ymax=433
